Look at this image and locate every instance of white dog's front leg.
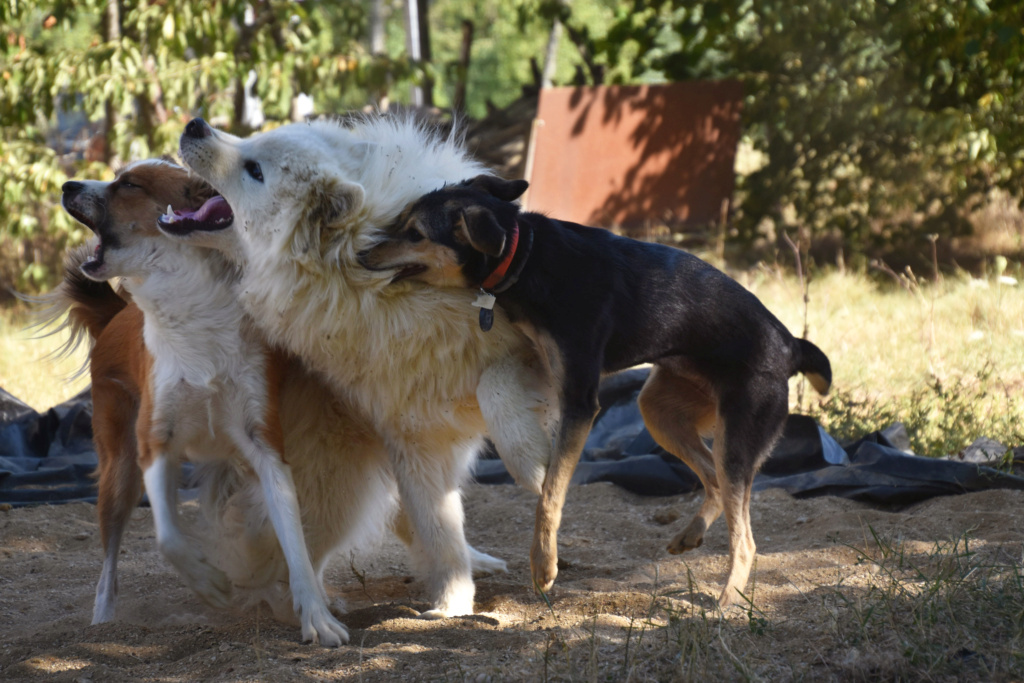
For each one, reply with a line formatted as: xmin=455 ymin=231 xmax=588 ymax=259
xmin=143 ymin=454 xmax=232 ymax=608
xmin=477 ymin=357 xmax=557 ymax=495
xmin=237 ymin=434 xmax=349 ymax=647
xmin=390 ymin=443 xmax=475 ymax=619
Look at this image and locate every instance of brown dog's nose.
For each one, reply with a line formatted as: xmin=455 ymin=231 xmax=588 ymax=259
xmin=62 ymin=180 xmax=84 ymax=195
xmin=184 ymin=118 xmax=211 ymax=139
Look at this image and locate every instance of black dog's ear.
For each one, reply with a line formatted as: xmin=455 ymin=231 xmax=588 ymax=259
xmin=456 ymin=207 xmax=507 ymax=257
xmin=466 ymin=175 xmax=529 ymax=202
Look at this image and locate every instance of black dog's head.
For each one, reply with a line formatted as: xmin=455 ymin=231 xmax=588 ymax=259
xmin=357 ymin=175 xmax=528 ymax=288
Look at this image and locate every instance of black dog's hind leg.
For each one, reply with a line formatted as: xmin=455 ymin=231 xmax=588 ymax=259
xmin=531 ymin=374 xmax=600 ymax=594
xmin=637 ymin=365 xmax=722 ymax=553
xmin=713 ymin=380 xmax=788 ymax=607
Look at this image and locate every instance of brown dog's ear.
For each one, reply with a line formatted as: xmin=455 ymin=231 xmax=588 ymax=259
xmin=456 ymin=206 xmax=507 ymax=257
xmin=466 ymin=175 xmax=529 ymax=202
xmin=293 ymin=176 xmax=366 ymax=256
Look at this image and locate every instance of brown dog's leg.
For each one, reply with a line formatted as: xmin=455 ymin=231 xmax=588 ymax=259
xmin=637 ymin=365 xmax=721 ymax=553
xmin=91 ymin=384 xmax=142 ymax=624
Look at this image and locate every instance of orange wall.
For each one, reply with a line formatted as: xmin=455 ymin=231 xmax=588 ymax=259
xmin=524 ymin=81 xmax=743 ymax=231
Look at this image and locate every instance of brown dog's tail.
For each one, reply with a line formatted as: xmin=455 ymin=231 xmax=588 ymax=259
xmin=25 ymin=244 xmax=128 ymax=369
xmin=795 ymin=338 xmax=832 ymax=395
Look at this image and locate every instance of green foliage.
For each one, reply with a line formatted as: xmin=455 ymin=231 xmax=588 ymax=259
xmin=561 ymin=0 xmax=1024 ymax=249
xmin=810 ymin=367 xmax=1024 ymax=457
xmin=0 ymin=0 xmax=410 ymax=290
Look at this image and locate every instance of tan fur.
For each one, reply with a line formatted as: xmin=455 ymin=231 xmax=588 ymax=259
xmin=177 ymin=116 xmax=541 ymax=618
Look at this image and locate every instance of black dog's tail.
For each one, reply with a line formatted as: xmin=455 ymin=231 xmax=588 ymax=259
xmin=794 ymin=338 xmax=832 ymax=395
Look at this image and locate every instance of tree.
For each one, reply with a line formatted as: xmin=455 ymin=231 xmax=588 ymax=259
xmin=563 ymin=0 xmax=1024 ymax=251
xmin=0 ymin=0 xmax=401 ymax=289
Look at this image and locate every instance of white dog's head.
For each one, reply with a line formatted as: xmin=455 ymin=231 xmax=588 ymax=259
xmin=176 ymin=116 xmax=488 ymax=269
xmin=177 ymin=118 xmax=371 ymax=263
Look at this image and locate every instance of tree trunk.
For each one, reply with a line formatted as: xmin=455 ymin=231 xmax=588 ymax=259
xmin=541 ymin=19 xmax=562 ymax=89
xmin=453 ymin=20 xmax=473 ymax=114
xmin=369 ymin=0 xmax=390 ymax=110
xmin=101 ymin=0 xmax=120 ymax=164
xmin=370 ymin=0 xmax=386 ymax=56
xmin=404 ymin=0 xmax=433 ymax=107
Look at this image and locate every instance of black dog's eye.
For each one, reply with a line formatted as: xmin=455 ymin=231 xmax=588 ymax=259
xmin=120 ymin=179 xmax=138 ymax=189
xmin=244 ymin=160 xmax=264 ymax=183
xmin=405 ymin=228 xmax=424 ymax=243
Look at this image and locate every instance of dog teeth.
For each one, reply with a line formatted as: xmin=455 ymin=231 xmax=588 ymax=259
xmin=163 ymin=205 xmax=176 ymax=223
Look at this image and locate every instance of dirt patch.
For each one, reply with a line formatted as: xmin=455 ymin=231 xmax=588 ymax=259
xmin=2 ymin=482 xmax=1022 ymax=681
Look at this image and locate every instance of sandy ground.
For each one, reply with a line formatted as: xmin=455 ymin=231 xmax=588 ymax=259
xmin=2 ymin=482 xmax=1023 ymax=682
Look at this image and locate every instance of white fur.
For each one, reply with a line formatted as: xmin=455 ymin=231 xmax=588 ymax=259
xmin=74 ymin=162 xmax=352 ymax=645
xmin=179 ymin=116 xmax=549 ymax=617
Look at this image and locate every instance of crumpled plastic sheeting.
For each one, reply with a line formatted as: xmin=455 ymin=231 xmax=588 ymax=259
xmin=474 ymin=368 xmax=1024 ymax=503
xmin=1 ymin=387 xmax=99 ymax=506
xmin=4 ymin=369 xmax=1024 ymax=507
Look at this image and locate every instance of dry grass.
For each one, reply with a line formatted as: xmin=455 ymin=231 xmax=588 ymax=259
xmin=0 ymin=306 xmax=89 ymax=411
xmin=521 ymin=527 xmax=1024 ymax=682
xmin=746 ymin=265 xmax=1024 ymax=454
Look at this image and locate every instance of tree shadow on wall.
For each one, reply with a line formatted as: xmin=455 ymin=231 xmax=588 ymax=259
xmin=565 ymin=81 xmax=743 ymax=234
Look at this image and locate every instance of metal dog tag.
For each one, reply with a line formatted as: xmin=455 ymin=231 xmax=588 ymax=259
xmin=471 ymin=290 xmax=497 ymax=332
xmin=479 ymin=308 xmax=494 ymax=332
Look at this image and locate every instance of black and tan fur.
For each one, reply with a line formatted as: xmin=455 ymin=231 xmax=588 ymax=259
xmin=358 ymin=175 xmax=833 ymax=606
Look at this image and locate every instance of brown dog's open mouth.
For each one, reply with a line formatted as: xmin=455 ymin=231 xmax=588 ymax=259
xmin=82 ymin=241 xmax=106 ymax=275
xmin=158 ymin=195 xmax=234 ymax=235
xmin=65 ymin=205 xmax=96 ymax=233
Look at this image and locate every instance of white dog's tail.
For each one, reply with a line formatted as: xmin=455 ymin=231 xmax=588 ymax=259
xmin=192 ymin=462 xmax=294 ymax=616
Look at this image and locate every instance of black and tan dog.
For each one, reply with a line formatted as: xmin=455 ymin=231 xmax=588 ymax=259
xmin=358 ymin=176 xmax=832 ymax=606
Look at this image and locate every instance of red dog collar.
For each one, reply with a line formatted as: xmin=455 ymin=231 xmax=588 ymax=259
xmin=480 ymin=221 xmax=519 ymax=291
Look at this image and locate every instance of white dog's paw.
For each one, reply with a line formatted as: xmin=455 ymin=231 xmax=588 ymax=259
xmin=417 ymin=608 xmax=452 ymax=620
xmin=419 ymin=589 xmax=474 ymax=621
xmin=91 ymin=600 xmax=116 ymax=625
xmin=299 ymin=601 xmax=350 ymax=647
xmin=469 ymin=546 xmax=508 ymax=577
xmin=167 ymin=550 xmax=232 ymax=609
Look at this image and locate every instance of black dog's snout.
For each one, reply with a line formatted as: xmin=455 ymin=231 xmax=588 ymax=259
xmin=62 ymin=180 xmax=84 ymax=196
xmin=184 ymin=118 xmax=211 ymax=139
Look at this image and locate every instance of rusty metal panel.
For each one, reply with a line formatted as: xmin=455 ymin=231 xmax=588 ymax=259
xmin=523 ymin=81 xmax=743 ymax=232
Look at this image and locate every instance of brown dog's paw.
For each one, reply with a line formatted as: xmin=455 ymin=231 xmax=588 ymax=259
xmin=530 ymin=542 xmax=558 ymax=594
xmin=666 ymin=520 xmax=707 ymax=555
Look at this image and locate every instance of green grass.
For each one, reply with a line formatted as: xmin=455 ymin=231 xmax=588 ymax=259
xmin=0 ymin=306 xmax=89 ymax=411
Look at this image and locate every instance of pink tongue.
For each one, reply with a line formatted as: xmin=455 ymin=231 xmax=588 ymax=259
xmin=179 ymin=196 xmax=230 ymax=222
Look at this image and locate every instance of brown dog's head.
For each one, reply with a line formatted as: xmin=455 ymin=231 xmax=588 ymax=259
xmin=61 ymin=159 xmax=228 ymax=280
xmin=356 ymin=175 xmax=528 ymax=289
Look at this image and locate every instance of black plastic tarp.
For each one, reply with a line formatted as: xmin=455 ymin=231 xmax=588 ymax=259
xmin=4 ymin=369 xmax=1024 ymax=508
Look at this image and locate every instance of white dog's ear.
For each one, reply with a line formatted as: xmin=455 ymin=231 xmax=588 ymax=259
xmin=293 ymin=176 xmax=366 ymax=256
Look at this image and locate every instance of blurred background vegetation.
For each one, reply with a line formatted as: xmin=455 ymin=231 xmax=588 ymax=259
xmin=3 ymin=0 xmax=1023 ymax=294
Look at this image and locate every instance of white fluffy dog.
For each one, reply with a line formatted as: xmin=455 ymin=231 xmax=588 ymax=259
xmin=174 ymin=116 xmax=553 ymax=617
